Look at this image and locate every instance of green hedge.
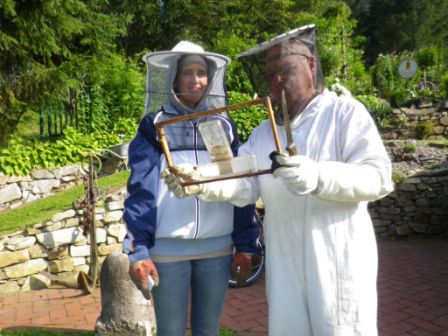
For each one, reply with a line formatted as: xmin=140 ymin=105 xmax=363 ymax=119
xmin=228 ymin=91 xmax=268 ymax=143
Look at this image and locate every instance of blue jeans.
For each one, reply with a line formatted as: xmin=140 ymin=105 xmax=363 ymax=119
xmin=152 ymin=254 xmax=232 ymax=336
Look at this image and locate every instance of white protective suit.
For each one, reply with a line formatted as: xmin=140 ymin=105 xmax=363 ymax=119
xmin=223 ymin=89 xmax=393 ymax=335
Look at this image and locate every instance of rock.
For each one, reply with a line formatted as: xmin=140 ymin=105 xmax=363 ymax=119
xmin=95 ymin=251 xmax=156 ymax=335
xmin=0 ymin=183 xmax=22 ymax=205
xmin=0 ymin=249 xmax=30 ymax=268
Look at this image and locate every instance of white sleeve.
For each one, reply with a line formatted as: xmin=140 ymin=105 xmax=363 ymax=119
xmin=197 ymin=176 xmax=259 ymax=207
xmin=197 ymin=134 xmax=261 ymax=207
xmin=315 ymin=99 xmax=394 ymax=202
xmin=316 ymin=158 xmax=393 ymax=202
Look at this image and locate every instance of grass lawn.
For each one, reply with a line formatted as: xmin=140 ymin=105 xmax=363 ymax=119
xmin=0 ymin=170 xmax=130 ymax=236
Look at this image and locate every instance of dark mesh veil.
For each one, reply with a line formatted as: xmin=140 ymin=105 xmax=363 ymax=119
xmin=237 ymin=24 xmax=324 ymax=98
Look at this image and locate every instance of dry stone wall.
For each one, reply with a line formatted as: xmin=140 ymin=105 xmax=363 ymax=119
xmin=0 ymin=165 xmax=84 ymax=213
xmin=370 ymin=168 xmax=448 ymax=239
xmin=369 ymin=140 xmax=448 ymax=239
xmin=0 ymin=187 xmax=127 ymax=294
xmin=381 ymin=101 xmax=448 ymax=140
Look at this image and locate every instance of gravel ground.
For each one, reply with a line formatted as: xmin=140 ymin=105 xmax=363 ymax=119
xmin=384 ymin=140 xmax=448 ymax=176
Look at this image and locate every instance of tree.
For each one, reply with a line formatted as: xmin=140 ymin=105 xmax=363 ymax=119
xmin=0 ymin=0 xmax=126 ymax=146
xmin=311 ymin=1 xmax=371 ymax=94
xmin=360 ymin=0 xmax=448 ymax=64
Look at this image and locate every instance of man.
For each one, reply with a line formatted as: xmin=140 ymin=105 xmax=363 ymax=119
xmin=163 ymin=24 xmax=393 ymax=335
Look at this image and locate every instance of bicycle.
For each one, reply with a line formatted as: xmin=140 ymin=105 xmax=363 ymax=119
xmin=228 ymin=208 xmax=265 ymax=287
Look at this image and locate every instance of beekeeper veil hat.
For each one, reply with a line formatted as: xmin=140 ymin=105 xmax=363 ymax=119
xmin=237 ymin=24 xmax=324 ymax=99
xmin=141 ymin=41 xmax=231 ymax=115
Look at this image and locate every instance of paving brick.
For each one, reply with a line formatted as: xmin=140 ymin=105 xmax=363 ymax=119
xmin=402 ymin=307 xmax=435 ymax=321
xmin=2 ymin=239 xmax=448 ymax=335
xmin=381 ymin=311 xmax=410 ymax=324
xmin=409 ymin=328 xmax=442 ymax=336
xmin=407 ymin=316 xmax=446 ymax=333
xmin=385 ymin=321 xmax=417 ymax=335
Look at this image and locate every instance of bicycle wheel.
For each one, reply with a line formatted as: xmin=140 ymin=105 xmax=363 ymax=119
xmin=228 ymin=210 xmax=265 ymax=288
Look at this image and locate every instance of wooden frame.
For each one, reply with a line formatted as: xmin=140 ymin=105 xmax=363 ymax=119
xmin=155 ymin=96 xmax=282 ymax=186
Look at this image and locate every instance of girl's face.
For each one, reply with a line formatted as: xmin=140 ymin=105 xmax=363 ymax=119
xmin=175 ymin=63 xmax=208 ymax=109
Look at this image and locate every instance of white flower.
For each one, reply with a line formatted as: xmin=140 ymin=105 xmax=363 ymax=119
xmin=330 ymin=82 xmax=352 ymax=97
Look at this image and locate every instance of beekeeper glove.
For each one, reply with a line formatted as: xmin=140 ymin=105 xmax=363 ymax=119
xmin=161 ymin=165 xmax=203 ymax=198
xmin=128 ymin=245 xmax=159 ymax=300
xmin=231 ymin=252 xmax=253 ymax=287
xmin=270 ymin=151 xmax=319 ymax=196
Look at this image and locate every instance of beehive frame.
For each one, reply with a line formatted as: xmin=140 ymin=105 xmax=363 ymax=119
xmin=155 ymin=97 xmax=282 ymax=186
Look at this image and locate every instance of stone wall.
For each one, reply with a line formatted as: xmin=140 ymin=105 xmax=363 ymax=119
xmin=0 ymin=165 xmax=84 ymax=213
xmin=0 ymin=187 xmax=127 ymax=294
xmin=370 ymin=168 xmax=448 ymax=239
xmin=369 ymin=140 xmax=448 ymax=239
xmin=381 ymin=101 xmax=448 ymax=140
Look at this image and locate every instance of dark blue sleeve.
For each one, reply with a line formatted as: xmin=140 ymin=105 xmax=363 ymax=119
xmin=232 ymin=205 xmax=261 ymax=254
xmin=123 ymin=116 xmax=161 ymax=253
xmin=227 ymin=118 xmax=261 ymax=254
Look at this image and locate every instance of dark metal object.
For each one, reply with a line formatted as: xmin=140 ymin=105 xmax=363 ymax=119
xmin=281 ymin=90 xmax=297 ymax=156
xmin=77 ymin=153 xmax=100 ymax=294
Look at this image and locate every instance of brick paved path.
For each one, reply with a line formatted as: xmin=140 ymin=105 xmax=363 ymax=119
xmin=377 ymin=238 xmax=448 ymax=336
xmin=1 ymin=238 xmax=447 ymax=335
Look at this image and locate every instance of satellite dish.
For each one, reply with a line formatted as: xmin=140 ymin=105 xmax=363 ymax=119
xmin=399 ymin=59 xmax=417 ymax=78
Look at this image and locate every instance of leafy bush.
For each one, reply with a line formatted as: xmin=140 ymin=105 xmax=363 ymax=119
xmin=392 ymin=170 xmax=407 ymax=185
xmin=0 ymin=128 xmax=122 ymax=176
xmin=416 ymin=45 xmax=438 ymax=68
xmin=403 ymin=142 xmax=417 ymax=153
xmin=227 ymin=91 xmax=267 ymax=143
xmin=112 ymin=117 xmax=138 ymax=141
xmin=355 ymin=95 xmax=398 ymax=128
xmin=214 ymin=32 xmax=255 ymax=93
xmin=371 ymin=53 xmax=420 ymax=106
xmin=75 ymin=54 xmax=145 ymax=134
xmin=415 ymin=121 xmax=435 ymax=140
xmin=440 ymin=73 xmax=448 ymax=98
xmin=94 ymin=53 xmax=146 ymax=121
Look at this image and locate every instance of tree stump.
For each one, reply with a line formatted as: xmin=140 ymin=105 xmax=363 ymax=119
xmin=95 ymin=251 xmax=156 ymax=335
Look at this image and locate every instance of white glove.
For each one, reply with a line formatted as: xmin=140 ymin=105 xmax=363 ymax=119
xmin=270 ymin=152 xmax=319 ymax=196
xmin=160 ymin=165 xmax=203 ymax=198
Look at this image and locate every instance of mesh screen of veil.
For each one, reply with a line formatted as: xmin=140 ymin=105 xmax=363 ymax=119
xmin=142 ymin=53 xmax=228 ymax=116
xmin=236 ymin=24 xmax=324 ymax=98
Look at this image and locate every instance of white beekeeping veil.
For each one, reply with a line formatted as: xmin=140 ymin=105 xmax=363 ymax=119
xmin=141 ymin=41 xmax=231 ymax=116
xmin=237 ymin=24 xmax=324 ymax=121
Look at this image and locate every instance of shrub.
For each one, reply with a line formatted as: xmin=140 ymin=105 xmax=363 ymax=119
xmin=0 ymin=128 xmax=122 ymax=176
xmin=392 ymin=170 xmax=407 ymax=185
xmin=227 ymin=91 xmax=267 ymax=142
xmin=415 ymin=121 xmax=435 ymax=140
xmin=112 ymin=117 xmax=138 ymax=141
xmin=439 ymin=73 xmax=448 ymax=98
xmin=355 ymin=95 xmax=397 ymax=129
xmin=403 ymin=142 xmax=417 ymax=153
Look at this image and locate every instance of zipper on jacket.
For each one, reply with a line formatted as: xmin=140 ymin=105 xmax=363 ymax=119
xmin=193 ymin=121 xmax=200 ymax=239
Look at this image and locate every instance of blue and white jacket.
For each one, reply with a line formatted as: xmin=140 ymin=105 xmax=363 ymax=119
xmin=123 ymin=107 xmax=260 ymax=260
xmin=124 ymin=47 xmax=259 ymax=261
